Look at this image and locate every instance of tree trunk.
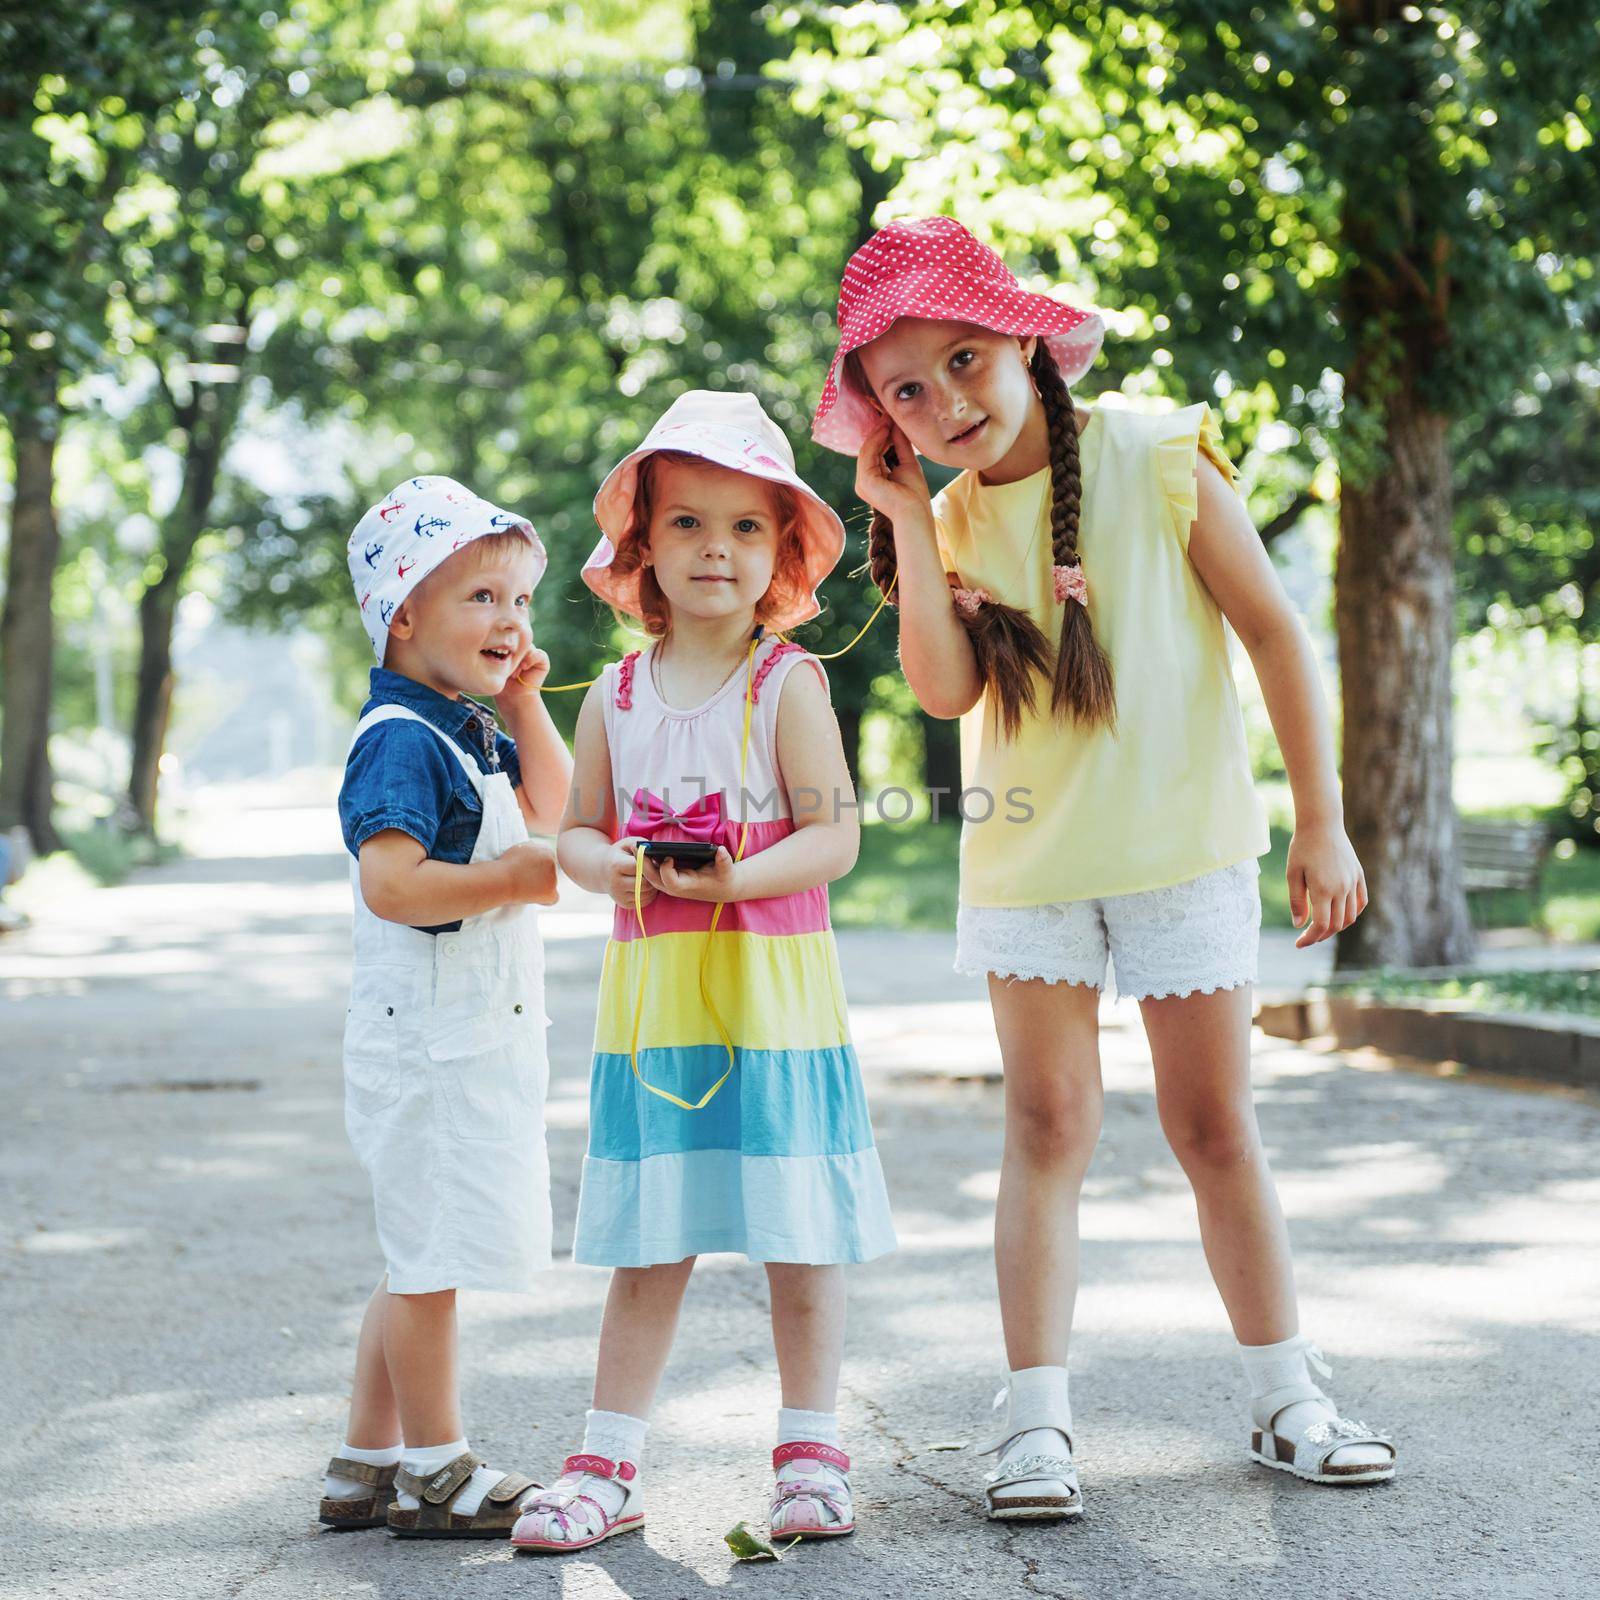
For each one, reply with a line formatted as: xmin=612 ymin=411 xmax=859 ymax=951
xmin=922 ymin=712 xmax=962 ymax=824
xmin=0 ymin=393 xmax=64 ymax=854
xmin=127 ymin=567 xmax=181 ymax=834
xmin=1334 ymin=384 xmax=1474 ymax=969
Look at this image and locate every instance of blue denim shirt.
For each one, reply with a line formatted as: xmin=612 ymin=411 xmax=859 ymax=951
xmin=339 ymin=668 xmax=523 ymax=934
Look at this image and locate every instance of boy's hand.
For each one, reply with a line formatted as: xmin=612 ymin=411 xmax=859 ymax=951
xmin=656 ymin=846 xmax=740 ymax=904
xmin=1286 ymin=823 xmax=1367 ymax=948
xmin=495 ymin=641 xmax=551 ymax=713
xmin=500 ymin=838 xmax=559 ymax=906
xmin=606 ymin=838 xmax=659 ymax=911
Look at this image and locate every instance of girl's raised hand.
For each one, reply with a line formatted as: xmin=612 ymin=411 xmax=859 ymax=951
xmin=655 ymin=846 xmax=740 ymax=904
xmin=854 ymin=415 xmax=933 ymax=526
xmin=1286 ymin=823 xmax=1368 ymax=948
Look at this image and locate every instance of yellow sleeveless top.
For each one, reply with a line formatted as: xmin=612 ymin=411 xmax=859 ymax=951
xmin=931 ymin=401 xmax=1270 ymax=907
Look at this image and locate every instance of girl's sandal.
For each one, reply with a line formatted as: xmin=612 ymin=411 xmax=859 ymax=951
xmin=981 ymin=1441 xmax=1083 ymax=1521
xmin=769 ymin=1442 xmax=855 ymax=1539
xmin=318 ymin=1457 xmax=398 ymax=1530
xmin=385 ymin=1452 xmax=541 ymax=1538
xmin=1251 ymin=1412 xmax=1396 ymax=1485
xmin=979 ymin=1379 xmax=1083 ymax=1521
xmin=1248 ymin=1349 xmax=1396 ymax=1486
xmin=510 ymin=1454 xmax=644 ymax=1554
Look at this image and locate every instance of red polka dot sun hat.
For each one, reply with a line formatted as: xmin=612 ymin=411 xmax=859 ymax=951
xmin=811 ymin=216 xmax=1105 ymax=455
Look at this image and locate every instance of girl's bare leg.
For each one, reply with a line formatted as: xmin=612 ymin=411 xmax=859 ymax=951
xmin=766 ymin=1263 xmax=846 ymax=1412
xmin=1141 ymin=986 xmax=1296 ymax=1343
xmin=591 ymin=1257 xmax=698 ymax=1417
xmin=990 ymin=977 xmax=1105 ymax=1368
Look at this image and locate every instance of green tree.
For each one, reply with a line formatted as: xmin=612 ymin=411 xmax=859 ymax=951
xmin=0 ymin=2 xmax=198 ymax=849
xmin=785 ymin=0 xmax=1600 ymax=967
xmin=221 ymin=1 xmax=904 ymax=775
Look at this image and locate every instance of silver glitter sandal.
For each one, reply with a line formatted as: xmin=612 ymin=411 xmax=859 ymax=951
xmin=979 ymin=1373 xmax=1083 ymax=1521
xmin=1249 ymin=1346 xmax=1396 ymax=1486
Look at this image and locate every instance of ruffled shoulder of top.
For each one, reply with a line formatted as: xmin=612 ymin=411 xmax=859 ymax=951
xmin=1151 ymin=401 xmax=1239 ymax=551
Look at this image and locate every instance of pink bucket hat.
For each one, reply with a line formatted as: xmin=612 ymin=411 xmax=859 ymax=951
xmin=811 ymin=216 xmax=1105 ymax=455
xmin=347 ymin=475 xmax=547 ymax=664
xmin=584 ymin=390 xmax=846 ymax=633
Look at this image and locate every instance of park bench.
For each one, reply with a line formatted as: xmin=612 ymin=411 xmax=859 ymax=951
xmin=1457 ymin=817 xmax=1552 ymax=928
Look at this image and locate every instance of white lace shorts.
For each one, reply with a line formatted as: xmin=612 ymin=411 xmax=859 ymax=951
xmin=954 ymin=859 xmax=1261 ymax=1000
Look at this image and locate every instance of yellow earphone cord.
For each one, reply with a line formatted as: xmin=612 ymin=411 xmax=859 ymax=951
xmin=622 ymin=632 xmax=760 ymax=1110
xmin=537 ymin=575 xmax=896 ymax=695
xmin=541 ymin=574 xmax=897 ymax=1111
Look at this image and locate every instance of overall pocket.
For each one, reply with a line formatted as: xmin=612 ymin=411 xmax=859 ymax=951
xmin=343 ymin=1003 xmax=403 ymax=1119
xmin=425 ymin=1002 xmax=540 ymax=1141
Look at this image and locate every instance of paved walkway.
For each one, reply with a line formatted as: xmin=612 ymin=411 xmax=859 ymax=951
xmin=3 ymin=782 xmax=1595 ymax=1598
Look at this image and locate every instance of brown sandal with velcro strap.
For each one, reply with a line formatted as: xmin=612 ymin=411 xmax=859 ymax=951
xmin=386 ymin=1451 xmax=541 ymax=1539
xmin=318 ymin=1457 xmax=399 ymax=1530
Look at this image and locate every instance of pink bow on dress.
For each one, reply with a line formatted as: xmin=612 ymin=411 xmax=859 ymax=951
xmin=624 ymin=788 xmax=726 ymax=843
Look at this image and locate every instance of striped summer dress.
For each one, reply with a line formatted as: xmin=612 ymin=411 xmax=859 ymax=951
xmin=571 ymin=633 xmax=898 ymax=1267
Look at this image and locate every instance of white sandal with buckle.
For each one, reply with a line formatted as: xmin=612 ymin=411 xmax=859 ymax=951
xmin=769 ymin=1441 xmax=855 ymax=1539
xmin=1248 ymin=1344 xmax=1396 ymax=1486
xmin=979 ymin=1369 xmax=1082 ymax=1521
xmin=509 ymin=1454 xmax=644 ymax=1553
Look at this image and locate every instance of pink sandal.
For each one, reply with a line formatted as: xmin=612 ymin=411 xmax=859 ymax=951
xmin=510 ymin=1454 xmax=643 ymax=1554
xmin=769 ymin=1441 xmax=855 ymax=1539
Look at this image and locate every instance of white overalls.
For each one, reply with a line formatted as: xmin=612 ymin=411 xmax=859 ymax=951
xmin=342 ymin=705 xmax=553 ymax=1293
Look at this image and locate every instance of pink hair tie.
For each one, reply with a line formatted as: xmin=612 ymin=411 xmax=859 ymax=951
xmin=1053 ymin=564 xmax=1088 ymax=606
xmin=951 ymin=586 xmax=993 ymax=618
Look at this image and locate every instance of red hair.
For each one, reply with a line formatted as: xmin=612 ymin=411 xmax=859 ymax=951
xmin=607 ymin=451 xmax=811 ymax=638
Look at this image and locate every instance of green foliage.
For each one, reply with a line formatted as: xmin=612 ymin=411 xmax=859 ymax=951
xmin=786 ymin=1 xmax=1599 ymax=467
xmin=1324 ymin=967 xmax=1600 ymax=1019
xmin=1453 ymin=334 xmax=1600 ymax=840
xmin=216 ymin=0 xmax=897 ymax=731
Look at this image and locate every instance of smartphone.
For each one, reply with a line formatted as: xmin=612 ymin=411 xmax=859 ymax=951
xmin=640 ymin=840 xmax=718 ymax=867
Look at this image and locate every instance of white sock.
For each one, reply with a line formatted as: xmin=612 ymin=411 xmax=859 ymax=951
xmin=396 ymin=1438 xmax=514 ymax=1516
xmin=777 ymin=1407 xmax=840 ymax=1448
xmin=993 ymin=1366 xmax=1072 ymax=1502
xmin=323 ymin=1439 xmax=402 ymax=1500
xmin=567 ymin=1408 xmax=648 ymax=1521
xmin=1238 ymin=1335 xmax=1389 ymax=1468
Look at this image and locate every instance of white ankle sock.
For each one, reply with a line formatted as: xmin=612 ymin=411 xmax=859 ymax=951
xmin=323 ymin=1439 xmax=402 ymax=1500
xmin=396 ymin=1438 xmax=514 ymax=1517
xmin=777 ymin=1407 xmax=840 ymax=1447
xmin=992 ymin=1366 xmax=1073 ymax=1502
xmin=568 ymin=1408 xmax=648 ymax=1521
xmin=1238 ymin=1335 xmax=1389 ymax=1469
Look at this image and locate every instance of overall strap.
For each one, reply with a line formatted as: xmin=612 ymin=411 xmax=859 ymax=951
xmin=349 ymin=704 xmax=484 ymax=794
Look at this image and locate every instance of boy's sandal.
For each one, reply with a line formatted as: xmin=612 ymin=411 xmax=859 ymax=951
xmin=510 ymin=1454 xmax=644 ymax=1554
xmin=1251 ymin=1413 xmax=1396 ymax=1485
xmin=385 ymin=1452 xmax=541 ymax=1538
xmin=769 ymin=1442 xmax=855 ymax=1540
xmin=318 ymin=1457 xmax=398 ymax=1530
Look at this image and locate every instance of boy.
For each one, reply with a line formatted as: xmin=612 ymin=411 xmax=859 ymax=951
xmin=319 ymin=476 xmax=571 ymax=1537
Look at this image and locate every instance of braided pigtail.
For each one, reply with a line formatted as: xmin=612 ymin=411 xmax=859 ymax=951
xmin=867 ymin=503 xmax=1051 ymax=741
xmin=1033 ymin=343 xmax=1115 ymax=729
xmin=847 ymin=351 xmax=1052 ymax=741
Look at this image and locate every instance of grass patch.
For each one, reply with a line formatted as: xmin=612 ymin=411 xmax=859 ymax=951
xmin=1324 ymin=968 xmax=1600 ymax=1018
xmin=832 ymin=817 xmax=959 ymax=930
xmin=62 ymin=823 xmax=181 ymax=887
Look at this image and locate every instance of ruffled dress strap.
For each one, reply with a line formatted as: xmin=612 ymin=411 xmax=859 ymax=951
xmin=1154 ymin=402 xmax=1239 ymax=551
